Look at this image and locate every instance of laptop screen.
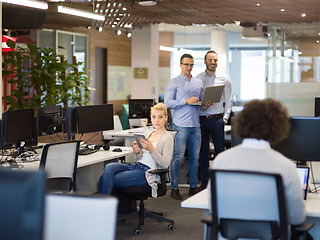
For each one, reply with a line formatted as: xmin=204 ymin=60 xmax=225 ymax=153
xmin=296 ymin=167 xmax=310 ymax=200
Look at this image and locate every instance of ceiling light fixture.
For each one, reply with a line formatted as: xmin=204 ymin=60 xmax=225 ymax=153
xmin=58 ymin=6 xmax=105 ymax=21
xmin=281 ymin=9 xmax=285 ymax=12
xmin=0 ymin=0 xmax=48 ymax=10
xmin=138 ymin=1 xmax=157 ymax=6
xmin=126 ymin=32 xmax=132 ymax=38
xmin=302 ymin=13 xmax=306 ymax=17
xmin=116 ymin=30 xmax=122 ymax=35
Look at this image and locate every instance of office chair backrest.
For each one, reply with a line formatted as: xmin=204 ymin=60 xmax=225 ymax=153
xmin=39 ymin=141 xmax=80 ymax=192
xmin=210 ymin=169 xmax=288 ymax=240
xmin=43 ymin=194 xmax=118 ymax=240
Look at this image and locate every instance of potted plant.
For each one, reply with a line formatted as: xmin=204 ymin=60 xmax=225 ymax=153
xmin=2 ymin=39 xmax=90 ymax=111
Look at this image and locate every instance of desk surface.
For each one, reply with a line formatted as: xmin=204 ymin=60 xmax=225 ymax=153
xmin=181 ymin=188 xmax=320 ymax=217
xmin=19 ymin=146 xmax=133 ymax=170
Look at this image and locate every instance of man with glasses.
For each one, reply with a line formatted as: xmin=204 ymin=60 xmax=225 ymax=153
xmin=197 ymin=50 xmax=232 ymax=191
xmin=164 ymin=54 xmax=204 ymax=200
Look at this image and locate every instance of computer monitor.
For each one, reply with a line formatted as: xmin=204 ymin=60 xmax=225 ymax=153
xmin=128 ymin=99 xmax=154 ymax=120
xmin=76 ymin=104 xmax=114 ymax=134
xmin=272 ymin=117 xmax=320 ymax=161
xmin=1 ymin=108 xmax=37 ymax=149
xmin=37 ymin=105 xmax=64 ymax=136
xmin=315 ymin=97 xmax=320 ymax=117
xmin=0 ymin=169 xmax=46 ymax=240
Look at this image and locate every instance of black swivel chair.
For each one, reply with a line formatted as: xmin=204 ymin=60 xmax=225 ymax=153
xmin=113 ymin=168 xmax=174 ymax=235
xmin=202 ymin=169 xmax=314 ymax=240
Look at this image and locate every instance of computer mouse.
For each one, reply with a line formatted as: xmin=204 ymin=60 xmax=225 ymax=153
xmin=112 ymin=148 xmax=122 ymax=152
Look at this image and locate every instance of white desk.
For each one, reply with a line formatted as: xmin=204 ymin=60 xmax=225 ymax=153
xmin=181 ymin=189 xmax=320 ymax=239
xmin=19 ymin=146 xmax=133 ymax=194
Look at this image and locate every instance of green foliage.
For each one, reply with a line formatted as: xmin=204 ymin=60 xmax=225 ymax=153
xmin=2 ymin=39 xmax=91 ymax=110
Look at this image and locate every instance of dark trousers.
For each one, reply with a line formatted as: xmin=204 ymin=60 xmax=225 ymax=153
xmin=199 ymin=116 xmax=225 ymax=185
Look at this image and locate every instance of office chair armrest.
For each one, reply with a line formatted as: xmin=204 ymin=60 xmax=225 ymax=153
xmin=149 ymin=169 xmax=169 ymax=175
xmin=201 ymin=215 xmax=212 ymax=240
xmin=148 ymin=169 xmax=169 ymax=195
xmin=292 ymin=221 xmax=315 ymax=233
xmin=201 ymin=215 xmax=212 ymax=227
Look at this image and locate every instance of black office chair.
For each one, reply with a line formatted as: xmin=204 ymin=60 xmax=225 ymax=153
xmin=39 ymin=141 xmax=81 ymax=192
xmin=202 ymin=169 xmax=314 ymax=240
xmin=113 ymin=168 xmax=174 ymax=235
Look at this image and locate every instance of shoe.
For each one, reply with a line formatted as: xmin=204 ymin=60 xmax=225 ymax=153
xmin=199 ymin=183 xmax=207 ymax=191
xmin=171 ymin=189 xmax=182 ymax=200
xmin=189 ymin=187 xmax=200 ymax=196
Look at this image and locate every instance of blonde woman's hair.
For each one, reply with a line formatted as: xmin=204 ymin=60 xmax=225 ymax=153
xmin=150 ymin=102 xmax=167 ymax=117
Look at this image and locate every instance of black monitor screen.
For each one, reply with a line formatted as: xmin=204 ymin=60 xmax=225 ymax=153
xmin=37 ymin=105 xmax=63 ymax=136
xmin=76 ymin=104 xmax=114 ymax=134
xmin=272 ymin=117 xmax=320 ymax=161
xmin=0 ymin=169 xmax=45 ymax=240
xmin=129 ymin=99 xmax=154 ymax=119
xmin=1 ymin=109 xmax=37 ymax=148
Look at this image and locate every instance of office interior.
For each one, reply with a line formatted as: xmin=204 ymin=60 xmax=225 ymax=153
xmin=1 ymin=0 xmax=320 ymax=239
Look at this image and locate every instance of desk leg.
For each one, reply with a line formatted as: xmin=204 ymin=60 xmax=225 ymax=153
xmin=124 ymin=138 xmax=134 ymax=163
xmin=76 ymin=162 xmax=105 ymax=194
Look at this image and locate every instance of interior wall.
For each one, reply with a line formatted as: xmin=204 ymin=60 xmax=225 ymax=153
xmin=65 ymin=27 xmax=132 ymax=115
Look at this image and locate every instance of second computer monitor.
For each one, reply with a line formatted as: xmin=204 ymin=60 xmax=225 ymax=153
xmin=272 ymin=117 xmax=320 ymax=161
xmin=37 ymin=105 xmax=64 ymax=136
xmin=76 ymin=104 xmax=114 ymax=134
xmin=128 ymin=99 xmax=154 ymax=120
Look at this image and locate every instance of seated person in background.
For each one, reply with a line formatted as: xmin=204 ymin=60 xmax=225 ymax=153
xmin=210 ymin=98 xmax=306 ymax=226
xmin=99 ymin=103 xmax=174 ymax=198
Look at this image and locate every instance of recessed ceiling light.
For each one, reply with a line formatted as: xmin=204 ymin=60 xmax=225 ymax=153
xmin=256 ymin=3 xmax=260 ymax=6
xmin=123 ymin=7 xmax=127 ymax=10
xmin=281 ymin=9 xmax=285 ymax=12
xmin=302 ymin=13 xmax=306 ymax=17
xmin=138 ymin=1 xmax=157 ymax=6
xmin=316 ymin=40 xmax=320 ymax=44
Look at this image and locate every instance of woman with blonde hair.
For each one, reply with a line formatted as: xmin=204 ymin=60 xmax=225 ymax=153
xmin=99 ymin=103 xmax=174 ymax=197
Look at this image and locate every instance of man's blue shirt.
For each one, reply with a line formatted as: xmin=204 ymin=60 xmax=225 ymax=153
xmin=164 ymin=74 xmax=204 ymax=127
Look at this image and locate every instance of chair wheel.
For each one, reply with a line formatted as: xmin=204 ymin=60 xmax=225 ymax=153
xmin=134 ymin=229 xmax=141 ymax=235
xmin=168 ymin=224 xmax=174 ymax=230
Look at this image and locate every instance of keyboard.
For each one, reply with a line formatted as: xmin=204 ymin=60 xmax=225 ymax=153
xmin=78 ymin=148 xmax=99 ymax=155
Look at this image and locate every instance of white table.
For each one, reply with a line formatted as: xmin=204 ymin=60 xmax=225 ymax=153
xmin=181 ymin=189 xmax=320 ymax=239
xmin=19 ymin=146 xmax=133 ymax=194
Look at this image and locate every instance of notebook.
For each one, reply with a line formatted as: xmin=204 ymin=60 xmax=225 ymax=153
xmin=296 ymin=166 xmax=310 ymax=200
xmin=188 ymin=85 xmax=224 ymax=106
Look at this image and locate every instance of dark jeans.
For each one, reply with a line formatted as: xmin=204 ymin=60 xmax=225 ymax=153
xmin=199 ymin=116 xmax=225 ymax=185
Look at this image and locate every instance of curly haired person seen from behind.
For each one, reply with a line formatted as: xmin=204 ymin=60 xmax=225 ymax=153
xmin=210 ymin=98 xmax=306 ymax=226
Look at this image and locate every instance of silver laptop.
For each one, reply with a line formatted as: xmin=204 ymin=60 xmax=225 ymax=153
xmin=189 ymin=85 xmax=224 ymax=106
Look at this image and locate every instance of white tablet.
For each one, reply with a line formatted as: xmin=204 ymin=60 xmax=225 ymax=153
xmin=133 ymin=133 xmax=146 ymax=149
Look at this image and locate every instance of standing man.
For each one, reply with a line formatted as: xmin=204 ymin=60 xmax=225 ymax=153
xmin=164 ymin=53 xmax=204 ymax=200
xmin=197 ymin=50 xmax=232 ymax=190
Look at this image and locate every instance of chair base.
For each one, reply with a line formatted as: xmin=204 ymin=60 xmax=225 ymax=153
xmin=118 ymin=199 xmax=174 ymax=235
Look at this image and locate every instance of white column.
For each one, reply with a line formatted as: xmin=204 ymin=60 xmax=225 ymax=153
xmin=131 ymin=24 xmax=159 ymax=101
xmin=210 ymin=30 xmax=227 ymax=73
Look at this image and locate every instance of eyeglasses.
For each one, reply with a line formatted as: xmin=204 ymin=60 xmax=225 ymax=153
xmin=181 ymin=63 xmax=194 ymax=67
